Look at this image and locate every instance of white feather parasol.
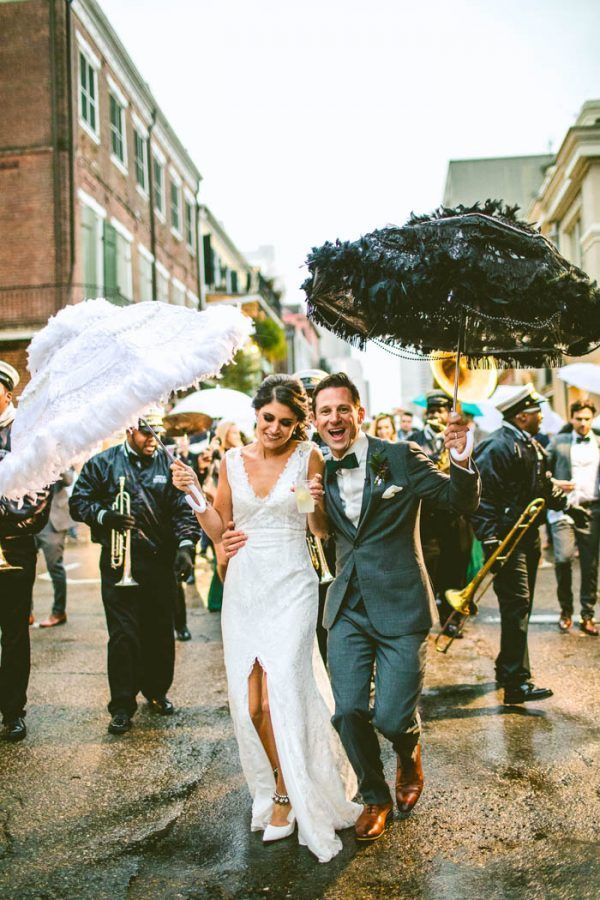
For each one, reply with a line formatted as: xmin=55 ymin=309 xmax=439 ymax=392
xmin=0 ymin=299 xmax=253 ymax=499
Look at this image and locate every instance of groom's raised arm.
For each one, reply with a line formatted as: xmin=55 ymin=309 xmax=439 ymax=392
xmin=402 ymin=443 xmax=480 ymax=515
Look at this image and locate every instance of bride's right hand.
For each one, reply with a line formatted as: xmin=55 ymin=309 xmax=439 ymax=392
xmin=221 ymin=520 xmax=248 ymax=558
xmin=170 ymin=458 xmax=200 ymax=494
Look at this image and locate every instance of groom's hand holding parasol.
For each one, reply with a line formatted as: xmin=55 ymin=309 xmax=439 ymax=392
xmin=443 ymin=412 xmax=471 ymax=467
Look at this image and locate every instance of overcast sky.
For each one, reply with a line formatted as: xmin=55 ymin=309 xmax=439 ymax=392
xmin=101 ymin=0 xmax=600 ymax=407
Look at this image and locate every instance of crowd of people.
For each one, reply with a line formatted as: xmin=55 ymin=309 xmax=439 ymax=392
xmin=0 ymin=356 xmax=598 ymax=862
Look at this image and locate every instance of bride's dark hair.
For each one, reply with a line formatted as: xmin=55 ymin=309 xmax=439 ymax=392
xmin=252 ymin=375 xmax=310 ymax=441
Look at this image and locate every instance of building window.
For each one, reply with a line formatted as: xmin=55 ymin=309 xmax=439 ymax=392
xmin=153 ymin=156 xmax=165 ymax=217
xmin=134 ymin=130 xmax=148 ymax=193
xmin=80 ymin=201 xmax=103 ymax=296
xmin=170 ymin=180 xmax=182 ymax=236
xmin=103 ymin=221 xmax=132 ymax=302
xmin=172 ymin=279 xmax=186 ymax=306
xmin=109 ymin=94 xmax=127 ymax=169
xmin=184 ymin=200 xmax=195 ymax=252
xmin=138 ymin=248 xmax=153 ymax=301
xmin=203 ymin=234 xmax=214 ymax=286
xmin=156 ymin=263 xmax=170 ymax=302
xmin=230 ymin=270 xmax=238 ymax=293
xmin=79 ymin=51 xmax=98 ymax=138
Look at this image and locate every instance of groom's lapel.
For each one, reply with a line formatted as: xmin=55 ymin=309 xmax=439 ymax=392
xmin=325 ymin=468 xmax=356 ymax=542
xmin=356 ymin=437 xmax=386 ymax=539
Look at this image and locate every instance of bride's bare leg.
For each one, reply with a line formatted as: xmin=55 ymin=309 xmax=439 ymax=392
xmin=248 ymin=661 xmax=292 ymax=826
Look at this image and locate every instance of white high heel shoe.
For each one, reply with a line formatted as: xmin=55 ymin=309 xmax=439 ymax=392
xmin=263 ymin=791 xmax=295 ymax=843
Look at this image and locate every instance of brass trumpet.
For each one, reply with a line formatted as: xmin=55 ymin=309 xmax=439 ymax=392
xmin=435 ymin=498 xmax=546 ymax=653
xmin=110 ymin=476 xmax=138 ymax=588
xmin=307 ymin=533 xmax=335 ymax=585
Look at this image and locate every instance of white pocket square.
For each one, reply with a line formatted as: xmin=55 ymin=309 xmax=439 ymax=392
xmin=382 ymin=484 xmax=403 ymax=500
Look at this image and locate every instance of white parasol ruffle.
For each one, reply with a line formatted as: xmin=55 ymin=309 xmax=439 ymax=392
xmin=0 ymin=299 xmax=253 ymax=500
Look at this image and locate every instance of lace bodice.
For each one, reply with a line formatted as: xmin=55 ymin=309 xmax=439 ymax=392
xmin=226 ymin=441 xmax=313 ymax=534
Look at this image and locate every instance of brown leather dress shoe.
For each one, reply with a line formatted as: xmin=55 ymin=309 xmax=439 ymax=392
xmin=558 ymin=616 xmax=572 ymax=633
xmin=354 ymin=802 xmax=393 ymax=840
xmin=396 ymin=743 xmax=424 ymax=817
xmin=39 ymin=613 xmax=67 ymax=628
xmin=580 ymin=618 xmax=599 ymax=636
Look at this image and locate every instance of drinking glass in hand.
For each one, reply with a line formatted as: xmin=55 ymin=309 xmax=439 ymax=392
xmin=295 ymin=479 xmax=315 ymax=514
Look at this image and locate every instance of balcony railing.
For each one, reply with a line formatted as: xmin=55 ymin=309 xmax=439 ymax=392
xmin=0 ymin=283 xmax=133 ymax=329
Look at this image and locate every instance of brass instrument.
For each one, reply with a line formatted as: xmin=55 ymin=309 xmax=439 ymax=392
xmin=435 ymin=498 xmax=546 ymax=653
xmin=307 ymin=533 xmax=334 ymax=584
xmin=110 ymin=476 xmax=138 ymax=587
xmin=430 ymin=354 xmax=498 ymax=405
xmin=0 ymin=542 xmax=22 ymax=572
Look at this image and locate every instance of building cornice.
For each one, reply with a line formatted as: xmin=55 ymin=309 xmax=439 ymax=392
xmin=534 ymin=128 xmax=600 ymax=224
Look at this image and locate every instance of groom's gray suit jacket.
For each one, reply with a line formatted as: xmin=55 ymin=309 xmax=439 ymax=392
xmin=324 ymin=436 xmax=481 ymax=636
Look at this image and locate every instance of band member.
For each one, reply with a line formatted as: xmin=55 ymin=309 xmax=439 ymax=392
xmin=69 ymin=409 xmax=201 ymax=735
xmin=472 ymin=385 xmax=568 ymax=704
xmin=413 ymin=390 xmax=473 ymax=637
xmin=548 ymin=400 xmax=600 ymax=635
xmin=0 ymin=360 xmax=19 ymax=450
xmin=0 ymin=451 xmax=50 ymax=742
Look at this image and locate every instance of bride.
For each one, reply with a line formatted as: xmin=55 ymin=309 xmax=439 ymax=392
xmin=171 ymin=374 xmax=360 ymax=863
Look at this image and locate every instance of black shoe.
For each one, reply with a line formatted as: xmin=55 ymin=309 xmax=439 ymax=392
xmin=504 ymin=682 xmax=553 ymax=705
xmin=5 ymin=717 xmax=26 ymax=742
xmin=108 ymin=710 xmax=131 ymax=734
xmin=148 ymin=697 xmax=174 ymax=716
xmin=175 ymin=627 xmax=192 ymax=642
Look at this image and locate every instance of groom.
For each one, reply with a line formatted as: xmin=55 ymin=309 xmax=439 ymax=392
xmin=313 ymin=373 xmax=480 ymax=840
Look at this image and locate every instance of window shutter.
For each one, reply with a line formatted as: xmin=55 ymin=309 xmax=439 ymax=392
xmin=103 ymin=221 xmax=118 ymax=300
xmin=231 ymin=270 xmax=238 ymax=293
xmin=203 ymin=234 xmax=214 ymax=285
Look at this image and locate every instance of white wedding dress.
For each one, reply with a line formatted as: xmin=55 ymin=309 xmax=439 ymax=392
xmin=221 ymin=442 xmax=360 ymax=863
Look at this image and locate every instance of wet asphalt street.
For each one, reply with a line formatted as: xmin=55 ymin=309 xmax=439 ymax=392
xmin=0 ymin=542 xmax=598 ymax=899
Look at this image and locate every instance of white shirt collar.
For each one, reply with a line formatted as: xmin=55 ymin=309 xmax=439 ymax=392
xmin=571 ymin=431 xmax=595 ymax=444
xmin=341 ymin=430 xmax=368 ymax=463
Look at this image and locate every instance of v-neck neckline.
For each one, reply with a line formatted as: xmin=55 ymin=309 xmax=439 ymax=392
xmin=239 ymin=443 xmax=302 ymax=502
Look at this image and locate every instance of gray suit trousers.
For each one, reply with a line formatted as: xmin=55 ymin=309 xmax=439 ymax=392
xmin=328 ymin=581 xmax=428 ymax=805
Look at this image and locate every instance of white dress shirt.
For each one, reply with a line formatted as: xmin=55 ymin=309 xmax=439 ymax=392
xmin=548 ymin=431 xmax=599 ymax=524
xmin=335 ymin=431 xmax=369 ymax=528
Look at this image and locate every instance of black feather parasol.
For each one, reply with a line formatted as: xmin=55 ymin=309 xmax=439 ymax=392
xmin=302 ymin=200 xmax=600 ymax=369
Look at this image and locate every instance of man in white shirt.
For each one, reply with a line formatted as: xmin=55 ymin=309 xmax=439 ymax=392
xmin=548 ymin=400 xmax=600 ymax=636
xmin=313 ymin=372 xmax=479 ymax=840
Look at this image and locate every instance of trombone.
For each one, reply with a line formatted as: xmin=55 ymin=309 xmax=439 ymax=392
xmin=435 ymin=498 xmax=546 ymax=653
xmin=110 ymin=476 xmax=138 ymax=587
xmin=307 ymin=533 xmax=335 ymax=584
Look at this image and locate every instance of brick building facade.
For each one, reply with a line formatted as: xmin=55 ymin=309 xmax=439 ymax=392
xmin=0 ymin=0 xmax=203 ymax=390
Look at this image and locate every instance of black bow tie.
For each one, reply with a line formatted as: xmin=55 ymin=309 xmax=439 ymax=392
xmin=576 ymin=435 xmax=591 ymax=444
xmin=326 ymin=453 xmax=359 ymax=476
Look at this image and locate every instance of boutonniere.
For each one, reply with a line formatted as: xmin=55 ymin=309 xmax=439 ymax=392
xmin=368 ymin=451 xmax=391 ymax=486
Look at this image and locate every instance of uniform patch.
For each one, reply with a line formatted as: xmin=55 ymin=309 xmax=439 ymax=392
xmin=153 ymin=474 xmax=168 ymax=484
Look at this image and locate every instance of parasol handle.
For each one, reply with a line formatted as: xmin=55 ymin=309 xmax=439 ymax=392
xmin=448 ymin=305 xmax=474 ymax=462
xmin=139 ymin=417 xmax=207 ymax=512
xmin=450 ymin=429 xmax=474 ymax=462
